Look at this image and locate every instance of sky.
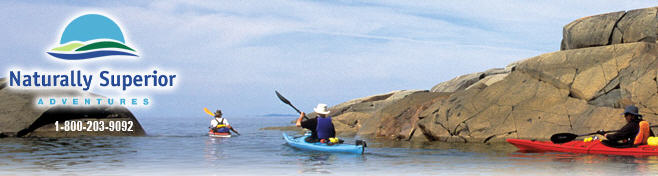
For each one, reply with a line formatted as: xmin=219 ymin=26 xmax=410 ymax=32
xmin=0 ymin=1 xmax=656 ymax=119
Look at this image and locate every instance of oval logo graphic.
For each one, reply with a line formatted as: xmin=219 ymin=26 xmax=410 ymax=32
xmin=47 ymin=14 xmax=137 ymax=60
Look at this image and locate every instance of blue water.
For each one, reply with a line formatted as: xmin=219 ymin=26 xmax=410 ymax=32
xmin=3 ymin=116 xmax=658 ymax=175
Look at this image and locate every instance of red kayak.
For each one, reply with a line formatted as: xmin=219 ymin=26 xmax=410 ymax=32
xmin=208 ymin=130 xmax=231 ymax=138
xmin=507 ymin=139 xmax=658 ymax=156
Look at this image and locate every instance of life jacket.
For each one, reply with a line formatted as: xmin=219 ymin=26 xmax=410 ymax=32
xmin=316 ymin=116 xmax=334 ymax=139
xmin=214 ymin=118 xmax=229 ymax=133
xmin=633 ymin=121 xmax=650 ymax=145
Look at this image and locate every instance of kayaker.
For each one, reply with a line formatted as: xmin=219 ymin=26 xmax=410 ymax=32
xmin=296 ymin=104 xmax=335 ymax=143
xmin=598 ymin=105 xmax=653 ymax=147
xmin=209 ymin=109 xmax=240 ymax=135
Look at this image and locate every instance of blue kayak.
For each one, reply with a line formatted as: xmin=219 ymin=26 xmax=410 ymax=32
xmin=282 ymin=133 xmax=366 ymax=154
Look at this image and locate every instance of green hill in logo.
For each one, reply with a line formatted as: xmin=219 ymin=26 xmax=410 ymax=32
xmin=51 ymin=42 xmax=85 ymax=51
xmin=51 ymin=41 xmax=136 ymax=52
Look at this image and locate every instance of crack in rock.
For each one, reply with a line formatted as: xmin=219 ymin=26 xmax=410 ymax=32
xmin=483 ymin=130 xmax=517 ymax=143
xmin=608 ymin=11 xmax=627 ymax=45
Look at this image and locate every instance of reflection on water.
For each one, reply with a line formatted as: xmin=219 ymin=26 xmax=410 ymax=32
xmin=297 ymin=153 xmax=336 ymax=174
xmin=3 ymin=116 xmax=658 ymax=175
xmin=506 ymin=152 xmax=658 ymax=175
xmin=281 ymin=147 xmax=368 ymax=174
xmin=0 ymin=137 xmax=135 ymax=173
xmin=204 ymin=137 xmax=228 ymax=163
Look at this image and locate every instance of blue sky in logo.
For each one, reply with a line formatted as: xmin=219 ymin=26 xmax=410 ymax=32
xmin=0 ymin=1 xmax=656 ymax=118
xmin=60 ymin=14 xmax=125 ymax=44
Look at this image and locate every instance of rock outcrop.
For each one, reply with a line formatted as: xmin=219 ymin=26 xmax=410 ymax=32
xmin=0 ymin=78 xmax=146 ymax=137
xmin=305 ymin=90 xmax=426 ymax=136
xmin=264 ymin=7 xmax=658 ymax=144
xmin=561 ymin=7 xmax=657 ymax=50
xmin=264 ymin=90 xmax=448 ymax=138
xmin=430 ymin=67 xmax=514 ymax=93
xmin=418 ymin=42 xmax=657 ymax=143
xmin=420 ymin=6 xmax=657 ymax=143
xmin=280 ymin=6 xmax=658 ymax=144
xmin=360 ymin=91 xmax=450 ymax=139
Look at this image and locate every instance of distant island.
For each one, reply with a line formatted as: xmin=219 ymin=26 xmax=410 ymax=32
xmin=262 ymin=113 xmax=298 ymax=117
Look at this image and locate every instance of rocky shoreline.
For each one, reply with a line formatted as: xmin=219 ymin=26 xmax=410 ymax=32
xmin=0 ymin=78 xmax=146 ymax=138
xmin=265 ymin=6 xmax=658 ymax=144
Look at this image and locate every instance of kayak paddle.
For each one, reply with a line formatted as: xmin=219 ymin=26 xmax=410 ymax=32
xmin=230 ymin=128 xmax=241 ymax=136
xmin=275 ymin=90 xmax=308 ymax=120
xmin=550 ymin=125 xmax=658 ymax=144
xmin=203 ymin=108 xmax=215 ymax=116
xmin=550 ymin=132 xmax=611 ymax=144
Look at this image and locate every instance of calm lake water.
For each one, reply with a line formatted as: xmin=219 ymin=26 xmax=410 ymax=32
xmin=2 ymin=116 xmax=658 ymax=175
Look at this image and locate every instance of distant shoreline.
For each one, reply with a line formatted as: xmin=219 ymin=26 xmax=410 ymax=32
xmin=261 ymin=114 xmax=297 ymax=117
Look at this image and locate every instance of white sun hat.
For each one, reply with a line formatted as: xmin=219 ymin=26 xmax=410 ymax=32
xmin=313 ymin=103 xmax=331 ymax=115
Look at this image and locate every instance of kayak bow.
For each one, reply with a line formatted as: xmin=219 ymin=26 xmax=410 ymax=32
xmin=209 ymin=130 xmax=231 ymax=138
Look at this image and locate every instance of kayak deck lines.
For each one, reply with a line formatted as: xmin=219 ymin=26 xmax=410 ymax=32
xmin=283 ymin=133 xmax=366 ymax=154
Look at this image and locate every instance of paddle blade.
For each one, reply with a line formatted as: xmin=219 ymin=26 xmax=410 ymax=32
xmin=275 ymin=90 xmax=291 ymax=105
xmin=274 ymin=90 xmax=290 ymax=104
xmin=550 ymin=133 xmax=578 ymax=144
xmin=203 ymin=108 xmax=215 ymax=117
xmin=275 ymin=90 xmax=303 ymax=115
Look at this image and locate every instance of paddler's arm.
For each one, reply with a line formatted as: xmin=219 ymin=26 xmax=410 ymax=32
xmin=209 ymin=119 xmax=216 ymax=129
xmin=296 ymin=112 xmax=306 ymax=127
xmin=604 ymin=123 xmax=635 ymax=141
xmin=228 ymin=125 xmax=240 ymax=135
xmin=330 ymin=122 xmax=336 ymax=138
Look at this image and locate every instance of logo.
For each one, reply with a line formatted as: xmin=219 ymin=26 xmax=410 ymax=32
xmin=46 ymin=14 xmax=138 ymax=60
xmin=8 ymin=12 xmax=178 ymax=108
